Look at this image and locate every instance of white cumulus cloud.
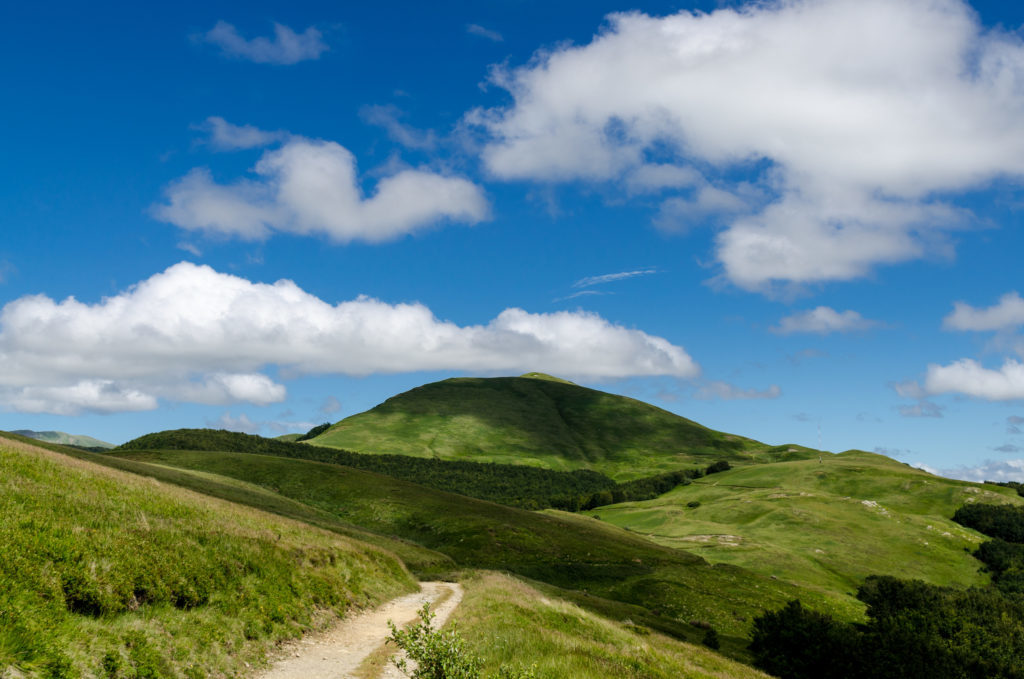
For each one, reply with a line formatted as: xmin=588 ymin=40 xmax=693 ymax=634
xmin=944 ymin=291 xmax=1024 ymax=331
xmin=0 ymin=263 xmax=699 ymax=414
xmin=924 ymin=359 xmax=1024 ymax=401
xmin=203 ymin=21 xmax=328 ymax=65
xmin=470 ymin=0 xmax=1024 ymax=289
xmin=772 ymin=306 xmax=879 ymax=334
xmin=154 ymin=138 xmax=490 ymax=243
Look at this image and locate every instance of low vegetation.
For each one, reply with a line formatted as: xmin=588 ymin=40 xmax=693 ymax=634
xmin=449 ymin=572 xmax=772 ymax=679
xmin=0 ymin=434 xmax=416 ymax=678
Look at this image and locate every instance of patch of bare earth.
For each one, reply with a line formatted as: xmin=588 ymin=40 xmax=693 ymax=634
xmin=256 ymin=581 xmax=463 ymax=679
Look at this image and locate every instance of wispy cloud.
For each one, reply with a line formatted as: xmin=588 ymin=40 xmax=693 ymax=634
xmin=203 ymin=21 xmax=328 ymax=65
xmin=1008 ymin=415 xmax=1024 ymax=435
xmin=898 ymin=401 xmax=944 ymax=418
xmin=193 ymin=116 xmax=287 ymax=151
xmin=176 ymin=242 xmax=202 ymax=257
xmin=772 ymin=307 xmax=879 ymax=335
xmin=553 ymin=290 xmax=607 ymax=303
xmin=573 ymin=269 xmax=657 ymax=289
xmin=466 ymin=24 xmax=503 ymax=42
xmin=318 ymin=395 xmax=342 ymax=416
xmin=695 ymin=381 xmax=780 ymax=401
xmin=360 ymin=105 xmax=437 ymax=150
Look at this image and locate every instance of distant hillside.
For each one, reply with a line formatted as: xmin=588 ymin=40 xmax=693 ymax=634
xmin=308 ymin=374 xmax=814 ymax=480
xmin=11 ymin=429 xmax=114 ymax=449
xmin=593 ymin=450 xmax=1024 ymax=605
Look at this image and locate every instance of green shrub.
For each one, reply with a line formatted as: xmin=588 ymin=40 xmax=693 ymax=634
xmin=387 ymin=603 xmax=535 ymax=679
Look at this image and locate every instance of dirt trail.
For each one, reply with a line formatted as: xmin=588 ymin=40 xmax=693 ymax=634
xmin=256 ymin=581 xmax=463 ymax=679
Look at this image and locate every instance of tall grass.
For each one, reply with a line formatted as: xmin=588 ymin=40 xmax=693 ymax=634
xmin=451 ymin=572 xmax=771 ymax=679
xmin=0 ymin=436 xmax=416 ymax=678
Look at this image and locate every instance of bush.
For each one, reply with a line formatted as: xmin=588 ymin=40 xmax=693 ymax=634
xmin=388 ymin=603 xmax=535 ymax=679
xmin=701 ymin=626 xmax=720 ymax=650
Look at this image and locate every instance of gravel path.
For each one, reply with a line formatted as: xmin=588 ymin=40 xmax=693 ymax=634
xmin=256 ymin=581 xmax=463 ymax=679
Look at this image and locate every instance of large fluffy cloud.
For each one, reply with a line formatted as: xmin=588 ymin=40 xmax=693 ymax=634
xmin=924 ymin=359 xmax=1024 ymax=401
xmin=0 ymin=263 xmax=699 ymax=414
xmin=154 ymin=138 xmax=490 ymax=242
xmin=470 ymin=0 xmax=1024 ymax=289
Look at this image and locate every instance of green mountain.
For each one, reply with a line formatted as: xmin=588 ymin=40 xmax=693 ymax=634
xmin=12 ymin=429 xmax=114 ymax=449
xmin=308 ymin=374 xmax=815 ymax=480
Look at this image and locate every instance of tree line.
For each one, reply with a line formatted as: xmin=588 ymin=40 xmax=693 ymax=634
xmin=748 ymin=499 xmax=1024 ymax=678
xmin=117 ymin=428 xmax=729 ymax=511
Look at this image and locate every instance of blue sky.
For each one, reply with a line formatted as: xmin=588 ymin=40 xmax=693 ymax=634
xmin=3 ymin=0 xmax=1024 ymax=481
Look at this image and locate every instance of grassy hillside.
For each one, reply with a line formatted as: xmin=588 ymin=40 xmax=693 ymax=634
xmin=0 ymin=433 xmax=416 ymax=678
xmin=308 ymin=374 xmax=813 ymax=480
xmin=591 ymin=451 xmax=1024 ymax=607
xmin=453 ymin=572 xmax=772 ymax=679
xmin=12 ymin=429 xmax=114 ymax=449
xmin=107 ymin=447 xmax=852 ymax=645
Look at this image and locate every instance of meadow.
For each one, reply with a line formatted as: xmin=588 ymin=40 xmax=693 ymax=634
xmin=592 ymin=451 xmax=1022 ymax=607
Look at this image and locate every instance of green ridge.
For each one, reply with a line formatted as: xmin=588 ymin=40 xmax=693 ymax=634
xmin=308 ymin=376 xmax=808 ymax=480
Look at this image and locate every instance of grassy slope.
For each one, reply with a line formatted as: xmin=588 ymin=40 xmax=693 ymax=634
xmin=592 ymin=451 xmax=1024 ymax=609
xmin=454 ymin=572 xmax=771 ymax=679
xmin=309 ymin=375 xmax=815 ymax=480
xmin=107 ymin=448 xmax=849 ymax=644
xmin=0 ymin=433 xmax=417 ymax=679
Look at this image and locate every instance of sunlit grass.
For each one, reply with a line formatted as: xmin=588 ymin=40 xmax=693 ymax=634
xmin=452 ymin=572 xmax=772 ymax=679
xmin=594 ymin=451 xmax=1024 ymax=612
xmin=0 ymin=434 xmax=416 ymax=678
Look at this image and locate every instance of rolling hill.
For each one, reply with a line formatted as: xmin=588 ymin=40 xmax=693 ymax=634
xmin=307 ymin=373 xmax=817 ymax=480
xmin=105 ymin=445 xmax=840 ymax=648
xmin=591 ymin=451 xmax=1024 ymax=603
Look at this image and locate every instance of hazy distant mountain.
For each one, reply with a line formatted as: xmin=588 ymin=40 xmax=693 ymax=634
xmin=11 ymin=430 xmax=114 ymax=449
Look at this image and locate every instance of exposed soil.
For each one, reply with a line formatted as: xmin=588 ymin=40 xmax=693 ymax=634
xmin=256 ymin=581 xmax=463 ymax=679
